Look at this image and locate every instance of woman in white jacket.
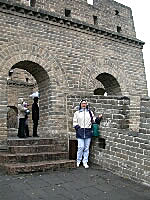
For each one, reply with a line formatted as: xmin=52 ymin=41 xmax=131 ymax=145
xmin=17 ymin=98 xmax=28 ymax=138
xmin=73 ymin=99 xmax=102 ymax=168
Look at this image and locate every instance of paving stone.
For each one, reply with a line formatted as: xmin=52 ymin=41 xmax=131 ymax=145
xmin=0 ymin=167 xmax=150 ymax=200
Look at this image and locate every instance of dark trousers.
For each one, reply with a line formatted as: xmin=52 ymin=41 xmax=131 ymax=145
xmin=18 ymin=118 xmax=26 ymax=138
xmin=25 ymin=124 xmax=29 ymax=137
xmin=33 ymin=120 xmax=38 ymax=136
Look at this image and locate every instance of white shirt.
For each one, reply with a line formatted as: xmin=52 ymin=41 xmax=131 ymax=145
xmin=18 ymin=103 xmax=27 ymax=119
xmin=73 ymin=109 xmax=95 ymax=129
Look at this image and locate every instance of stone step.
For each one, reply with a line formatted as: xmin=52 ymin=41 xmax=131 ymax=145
xmin=0 ymin=138 xmax=76 ymax=174
xmin=1 ymin=160 xmax=76 ymax=174
xmin=8 ymin=144 xmax=67 ymax=153
xmin=7 ymin=138 xmax=68 ymax=149
xmin=0 ymin=151 xmax=69 ymax=163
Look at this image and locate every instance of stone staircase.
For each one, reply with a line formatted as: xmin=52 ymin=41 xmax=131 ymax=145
xmin=0 ymin=138 xmax=76 ymax=174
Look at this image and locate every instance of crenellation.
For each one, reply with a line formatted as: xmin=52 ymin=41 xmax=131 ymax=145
xmin=6 ymin=0 xmax=136 ymax=37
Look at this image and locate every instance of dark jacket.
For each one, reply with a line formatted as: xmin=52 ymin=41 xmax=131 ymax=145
xmin=75 ymin=127 xmax=93 ymax=139
xmin=32 ymin=102 xmax=39 ymax=121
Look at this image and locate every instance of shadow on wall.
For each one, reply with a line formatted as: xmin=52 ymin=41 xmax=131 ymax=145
xmin=94 ymin=88 xmax=106 ymax=95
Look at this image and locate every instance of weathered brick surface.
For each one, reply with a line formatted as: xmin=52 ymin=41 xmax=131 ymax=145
xmin=67 ymin=95 xmax=150 ymax=186
xmin=14 ymin=0 xmax=136 ymax=37
xmin=88 ymin=97 xmax=150 ymax=185
xmin=0 ymin=0 xmax=147 ymax=140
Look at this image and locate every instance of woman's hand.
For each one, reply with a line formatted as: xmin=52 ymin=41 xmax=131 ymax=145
xmin=99 ymin=114 xmax=103 ymax=118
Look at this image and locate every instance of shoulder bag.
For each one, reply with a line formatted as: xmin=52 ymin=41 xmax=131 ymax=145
xmin=89 ymin=110 xmax=100 ymax=137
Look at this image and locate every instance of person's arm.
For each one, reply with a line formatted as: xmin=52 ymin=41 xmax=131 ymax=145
xmin=18 ymin=104 xmax=27 ymax=112
xmin=90 ymin=110 xmax=102 ymax=125
xmin=95 ymin=114 xmax=103 ymax=125
xmin=73 ymin=111 xmax=80 ymax=130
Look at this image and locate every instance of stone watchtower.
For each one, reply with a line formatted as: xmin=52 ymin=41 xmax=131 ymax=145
xmin=0 ymin=0 xmax=149 ymax=183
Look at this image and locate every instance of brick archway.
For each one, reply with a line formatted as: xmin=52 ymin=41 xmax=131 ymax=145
xmin=96 ymin=72 xmax=121 ymax=95
xmin=79 ymin=57 xmax=136 ymax=96
xmin=10 ymin=60 xmax=51 ymax=137
xmin=0 ymin=43 xmax=69 ymax=144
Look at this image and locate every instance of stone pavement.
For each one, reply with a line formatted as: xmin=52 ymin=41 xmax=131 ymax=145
xmin=0 ymin=165 xmax=150 ymax=200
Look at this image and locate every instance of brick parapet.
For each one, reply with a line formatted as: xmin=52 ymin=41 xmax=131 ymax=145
xmin=67 ymin=95 xmax=130 ymax=138
xmin=140 ymin=97 xmax=150 ymax=136
xmin=20 ymin=0 xmax=137 ymax=38
xmin=0 ymin=0 xmax=144 ymax=48
xmin=90 ymin=97 xmax=150 ymax=185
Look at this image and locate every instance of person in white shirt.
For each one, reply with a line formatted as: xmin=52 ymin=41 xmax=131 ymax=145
xmin=17 ymin=98 xmax=28 ymax=138
xmin=73 ymin=99 xmax=102 ymax=168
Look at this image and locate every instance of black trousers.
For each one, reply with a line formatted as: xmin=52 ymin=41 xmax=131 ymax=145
xmin=25 ymin=124 xmax=29 ymax=137
xmin=33 ymin=120 xmax=38 ymax=136
xmin=18 ymin=118 xmax=26 ymax=138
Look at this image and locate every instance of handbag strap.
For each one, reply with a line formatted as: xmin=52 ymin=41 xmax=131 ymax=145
xmin=89 ymin=110 xmax=94 ymax=123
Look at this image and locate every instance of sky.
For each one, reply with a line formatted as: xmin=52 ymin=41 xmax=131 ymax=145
xmin=88 ymin=0 xmax=150 ymax=96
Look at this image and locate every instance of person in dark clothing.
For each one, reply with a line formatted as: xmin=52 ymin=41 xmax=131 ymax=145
xmin=32 ymin=97 xmax=39 ymax=137
xmin=25 ymin=114 xmax=29 ymax=137
xmin=23 ymin=102 xmax=30 ymax=137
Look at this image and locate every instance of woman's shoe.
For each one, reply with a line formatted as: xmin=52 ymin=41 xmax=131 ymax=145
xmin=77 ymin=162 xmax=80 ymax=167
xmin=83 ymin=163 xmax=89 ymax=169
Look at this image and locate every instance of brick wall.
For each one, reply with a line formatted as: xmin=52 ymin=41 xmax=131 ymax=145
xmin=67 ymin=95 xmax=130 ymax=140
xmin=15 ymin=0 xmax=136 ymax=37
xmin=89 ymin=96 xmax=150 ymax=185
xmin=0 ymin=0 xmax=149 ymax=184
xmin=0 ymin=0 xmax=147 ymax=144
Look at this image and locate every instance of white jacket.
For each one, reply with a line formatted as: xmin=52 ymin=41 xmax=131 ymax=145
xmin=73 ymin=109 xmax=95 ymax=129
xmin=18 ymin=103 xmax=27 ymax=119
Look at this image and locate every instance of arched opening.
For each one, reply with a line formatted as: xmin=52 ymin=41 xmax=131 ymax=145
xmin=7 ymin=106 xmax=18 ymax=137
xmin=30 ymin=0 xmax=36 ymax=7
xmin=96 ymin=73 xmax=122 ymax=95
xmin=7 ymin=106 xmax=18 ymax=129
xmin=7 ymin=60 xmax=50 ymax=137
xmin=94 ymin=88 xmax=106 ymax=95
